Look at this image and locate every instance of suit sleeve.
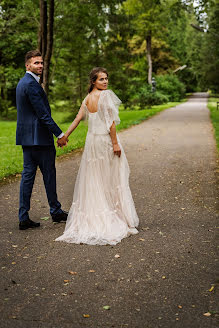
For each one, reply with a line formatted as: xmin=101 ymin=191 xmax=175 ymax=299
xmin=27 ymin=82 xmax=62 ymax=137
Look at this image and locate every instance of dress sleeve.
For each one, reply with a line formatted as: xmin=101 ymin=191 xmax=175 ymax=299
xmin=98 ymin=90 xmax=121 ymax=132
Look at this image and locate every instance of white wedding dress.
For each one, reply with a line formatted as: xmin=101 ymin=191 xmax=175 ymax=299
xmin=56 ymin=90 xmax=139 ymax=245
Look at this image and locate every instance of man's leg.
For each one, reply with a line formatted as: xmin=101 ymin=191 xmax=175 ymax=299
xmin=19 ymin=147 xmax=37 ymax=222
xmin=38 ymin=145 xmax=62 ymax=216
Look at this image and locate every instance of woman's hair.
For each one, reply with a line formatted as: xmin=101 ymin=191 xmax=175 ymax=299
xmin=88 ymin=67 xmax=108 ymax=93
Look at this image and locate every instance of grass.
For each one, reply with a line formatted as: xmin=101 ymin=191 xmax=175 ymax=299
xmin=0 ymin=101 xmax=180 ymax=180
xmin=208 ymin=96 xmax=219 ymax=152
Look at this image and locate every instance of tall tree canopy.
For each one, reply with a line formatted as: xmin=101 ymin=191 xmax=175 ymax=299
xmin=0 ymin=0 xmax=218 ymax=116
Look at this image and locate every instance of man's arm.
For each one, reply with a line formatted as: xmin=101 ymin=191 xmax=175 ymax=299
xmin=27 ymin=82 xmax=62 ymax=137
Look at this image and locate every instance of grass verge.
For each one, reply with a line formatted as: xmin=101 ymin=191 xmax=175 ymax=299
xmin=0 ymin=101 xmax=180 ymax=180
xmin=208 ymin=96 xmax=219 ymax=152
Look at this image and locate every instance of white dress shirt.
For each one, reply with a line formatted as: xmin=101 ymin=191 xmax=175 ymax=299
xmin=26 ymin=71 xmax=64 ymax=139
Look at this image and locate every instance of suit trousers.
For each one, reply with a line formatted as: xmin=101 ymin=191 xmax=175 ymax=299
xmin=19 ymin=145 xmax=62 ymax=221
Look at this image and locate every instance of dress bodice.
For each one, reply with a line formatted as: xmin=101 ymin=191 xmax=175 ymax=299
xmin=84 ymin=90 xmax=121 ymax=135
xmin=86 ymin=108 xmax=109 ymax=135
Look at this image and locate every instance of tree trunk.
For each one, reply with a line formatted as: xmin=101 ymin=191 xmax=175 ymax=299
xmin=38 ymin=0 xmax=54 ymax=95
xmin=146 ymin=32 xmax=152 ymax=85
xmin=38 ymin=0 xmax=47 ymax=58
xmin=78 ymin=49 xmax=82 ymax=102
xmin=43 ymin=0 xmax=54 ymax=95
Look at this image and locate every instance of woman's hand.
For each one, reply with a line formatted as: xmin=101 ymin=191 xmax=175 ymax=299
xmin=113 ymin=143 xmax=121 ymax=157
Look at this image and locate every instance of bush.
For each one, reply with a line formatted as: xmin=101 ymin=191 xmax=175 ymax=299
xmin=156 ymin=74 xmax=186 ymax=101
xmin=129 ymin=84 xmax=169 ymax=108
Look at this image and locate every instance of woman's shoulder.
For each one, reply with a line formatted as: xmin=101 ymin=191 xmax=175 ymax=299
xmin=101 ymin=89 xmax=114 ymax=94
xmin=100 ymin=89 xmax=119 ymax=99
xmin=101 ymin=89 xmax=122 ymax=106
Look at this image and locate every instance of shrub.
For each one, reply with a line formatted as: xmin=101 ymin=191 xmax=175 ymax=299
xmin=155 ymin=74 xmax=186 ymax=101
xmin=129 ymin=84 xmax=168 ymax=108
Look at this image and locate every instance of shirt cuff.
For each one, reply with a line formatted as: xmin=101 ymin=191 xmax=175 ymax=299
xmin=58 ymin=132 xmax=64 ymax=139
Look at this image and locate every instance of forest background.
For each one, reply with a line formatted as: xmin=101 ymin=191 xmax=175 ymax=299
xmin=0 ymin=0 xmax=218 ymax=179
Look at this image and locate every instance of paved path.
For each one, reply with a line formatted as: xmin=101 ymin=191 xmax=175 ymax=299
xmin=0 ymin=93 xmax=218 ymax=328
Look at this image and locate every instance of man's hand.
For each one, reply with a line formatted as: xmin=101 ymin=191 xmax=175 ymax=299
xmin=57 ymin=135 xmax=68 ymax=148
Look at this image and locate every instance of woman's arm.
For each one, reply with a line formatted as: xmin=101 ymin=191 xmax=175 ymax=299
xmin=110 ymin=121 xmax=121 ymax=157
xmin=64 ymin=104 xmax=85 ymax=138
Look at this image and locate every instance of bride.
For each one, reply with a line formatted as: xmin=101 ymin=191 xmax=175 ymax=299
xmin=56 ymin=67 xmax=139 ymax=245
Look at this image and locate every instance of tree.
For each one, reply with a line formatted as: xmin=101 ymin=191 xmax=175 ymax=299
xmin=0 ymin=0 xmax=38 ymax=114
xmin=123 ymin=0 xmax=167 ymax=84
xmin=38 ymin=0 xmax=54 ymax=95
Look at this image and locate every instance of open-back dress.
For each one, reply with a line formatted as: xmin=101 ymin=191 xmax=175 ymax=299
xmin=55 ymin=89 xmax=139 ymax=245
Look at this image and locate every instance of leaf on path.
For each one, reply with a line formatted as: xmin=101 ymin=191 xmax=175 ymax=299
xmin=12 ymin=245 xmax=18 ymax=248
xmin=88 ymin=270 xmax=95 ymax=273
xmin=203 ymin=312 xmax=211 ymax=317
xmin=103 ymin=305 xmax=110 ymax=310
xmin=11 ymin=262 xmax=16 ymax=265
xmin=114 ymin=254 xmax=120 ymax=258
xmin=40 ymin=217 xmax=49 ymax=221
xmin=162 ymin=276 xmax=166 ymax=279
xmin=208 ymin=285 xmax=214 ymax=292
xmin=83 ymin=314 xmax=90 ymax=318
xmin=178 ymin=305 xmax=182 ymax=309
xmin=64 ymin=280 xmax=70 ymax=283
xmin=139 ymin=238 xmax=145 ymax=241
xmin=69 ymin=271 xmax=77 ymax=275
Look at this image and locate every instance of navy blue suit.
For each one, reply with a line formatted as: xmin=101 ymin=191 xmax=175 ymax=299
xmin=16 ymin=72 xmax=63 ymax=221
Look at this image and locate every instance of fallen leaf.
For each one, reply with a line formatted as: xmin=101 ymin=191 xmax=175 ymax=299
xmin=103 ymin=305 xmax=110 ymax=310
xmin=139 ymin=238 xmax=145 ymax=241
xmin=64 ymin=280 xmax=70 ymax=283
xmin=208 ymin=285 xmax=214 ymax=292
xmin=83 ymin=314 xmax=90 ymax=318
xmin=11 ymin=262 xmax=16 ymax=265
xmin=12 ymin=245 xmax=18 ymax=248
xmin=178 ymin=305 xmax=182 ymax=309
xmin=40 ymin=217 xmax=49 ymax=221
xmin=162 ymin=276 xmax=166 ymax=279
xmin=203 ymin=312 xmax=211 ymax=317
xmin=114 ymin=254 xmax=120 ymax=258
xmin=69 ymin=271 xmax=77 ymax=275
xmin=88 ymin=270 xmax=95 ymax=273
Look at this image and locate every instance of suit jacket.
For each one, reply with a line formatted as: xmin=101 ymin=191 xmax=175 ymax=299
xmin=16 ymin=73 xmax=62 ymax=146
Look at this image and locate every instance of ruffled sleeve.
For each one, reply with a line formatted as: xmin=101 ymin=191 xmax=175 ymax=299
xmin=98 ymin=90 xmax=121 ymax=132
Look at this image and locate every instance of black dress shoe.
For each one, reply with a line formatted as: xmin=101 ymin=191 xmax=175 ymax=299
xmin=52 ymin=210 xmax=68 ymax=223
xmin=19 ymin=218 xmax=40 ymax=230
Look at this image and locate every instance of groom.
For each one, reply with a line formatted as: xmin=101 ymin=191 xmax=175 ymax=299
xmin=16 ymin=50 xmax=68 ymax=230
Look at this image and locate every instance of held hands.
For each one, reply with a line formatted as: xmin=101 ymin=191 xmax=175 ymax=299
xmin=113 ymin=143 xmax=121 ymax=157
xmin=57 ymin=135 xmax=68 ymax=148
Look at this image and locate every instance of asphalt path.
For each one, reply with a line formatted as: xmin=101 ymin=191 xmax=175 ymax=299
xmin=0 ymin=93 xmax=218 ymax=328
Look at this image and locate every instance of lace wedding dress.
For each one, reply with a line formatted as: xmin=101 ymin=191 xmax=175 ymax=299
xmin=56 ymin=90 xmax=139 ymax=245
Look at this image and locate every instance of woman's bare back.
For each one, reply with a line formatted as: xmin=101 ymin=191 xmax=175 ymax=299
xmin=86 ymin=91 xmax=102 ymax=113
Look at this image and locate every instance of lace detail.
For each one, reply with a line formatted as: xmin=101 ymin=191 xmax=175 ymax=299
xmin=98 ymin=90 xmax=121 ymax=131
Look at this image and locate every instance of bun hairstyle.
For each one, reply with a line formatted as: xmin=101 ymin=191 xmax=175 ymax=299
xmin=88 ymin=67 xmax=108 ymax=93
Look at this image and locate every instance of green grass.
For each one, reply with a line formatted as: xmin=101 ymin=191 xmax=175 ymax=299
xmin=0 ymin=101 xmax=180 ymax=180
xmin=208 ymin=96 xmax=219 ymax=152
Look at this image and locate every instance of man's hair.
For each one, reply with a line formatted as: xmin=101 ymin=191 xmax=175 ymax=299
xmin=25 ymin=50 xmax=42 ymax=64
